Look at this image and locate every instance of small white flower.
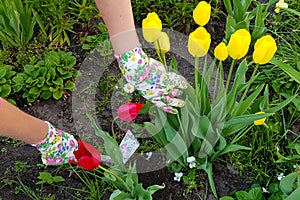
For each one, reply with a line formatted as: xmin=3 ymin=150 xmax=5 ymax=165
xmin=262 ymin=187 xmax=268 ymax=193
xmin=123 ymin=83 xmax=134 ymax=93
xmin=277 ymin=173 xmax=285 ymax=181
xmin=189 ymin=162 xmax=196 ymax=169
xmin=187 ymin=156 xmax=196 ymax=163
xmin=275 ymin=0 xmax=288 ymax=13
xmin=174 ymin=172 xmax=183 ymax=182
xmin=276 ymin=0 xmax=288 ymax=8
xmin=293 ymin=165 xmax=297 ymax=169
xmin=145 ymin=152 xmax=152 ymax=160
xmin=276 ymin=146 xmax=280 ymax=152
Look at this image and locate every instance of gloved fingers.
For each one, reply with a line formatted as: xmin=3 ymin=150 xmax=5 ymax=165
xmin=169 ymin=88 xmax=182 ymax=98
xmin=151 ymin=96 xmax=185 ymax=114
xmin=167 ymin=72 xmax=188 ymax=90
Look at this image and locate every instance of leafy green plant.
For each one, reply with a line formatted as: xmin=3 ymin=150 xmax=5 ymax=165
xmin=30 ymin=0 xmax=77 ymax=46
xmin=81 ymin=22 xmax=110 ymax=51
xmin=0 ymin=0 xmax=44 ymax=48
xmin=222 ymin=0 xmax=276 ymax=42
xmin=0 ymin=65 xmax=16 ymax=98
xmin=36 ymin=172 xmax=65 ymax=185
xmin=85 ymin=113 xmax=164 ymax=199
xmin=220 ymin=186 xmax=263 ymax=200
xmin=13 ymin=50 xmax=78 ymax=102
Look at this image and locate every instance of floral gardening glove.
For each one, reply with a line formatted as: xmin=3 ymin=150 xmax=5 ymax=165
xmin=33 ymin=122 xmax=100 ymax=170
xmin=115 ymin=45 xmax=188 ymax=114
xmin=33 ymin=121 xmax=78 ymax=165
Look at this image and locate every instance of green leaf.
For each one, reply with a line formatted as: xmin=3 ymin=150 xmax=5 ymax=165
xmin=53 ymin=90 xmax=63 ymax=100
xmin=285 ymin=188 xmax=300 ymax=200
xmin=270 ymin=59 xmax=300 ymax=84
xmin=64 ymin=81 xmax=75 ymax=90
xmin=224 ymin=113 xmax=273 ymax=129
xmin=52 ymin=77 xmax=63 ymax=85
xmin=0 ymin=84 xmax=11 ymax=97
xmin=235 ymin=191 xmax=251 ymax=200
xmin=220 ymin=197 xmax=234 ymax=200
xmin=280 ymin=172 xmax=298 ymax=195
xmin=0 ymin=68 xmax=6 ymax=79
xmin=264 ymin=94 xmax=297 ymax=113
xmin=41 ymin=90 xmax=52 ymax=100
xmin=216 ymin=144 xmax=251 ymax=158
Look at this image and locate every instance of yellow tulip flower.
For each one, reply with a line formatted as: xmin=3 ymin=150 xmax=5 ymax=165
xmin=155 ymin=32 xmax=170 ymax=54
xmin=142 ymin=12 xmax=162 ymax=43
xmin=253 ymin=35 xmax=277 ymax=65
xmin=254 ymin=111 xmax=267 ymax=126
xmin=188 ymin=27 xmax=211 ymax=58
xmin=214 ymin=42 xmax=228 ymax=61
xmin=193 ymin=1 xmax=211 ymax=26
xmin=227 ymin=29 xmax=251 ymax=60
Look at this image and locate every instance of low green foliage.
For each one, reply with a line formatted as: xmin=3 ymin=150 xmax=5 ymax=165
xmin=13 ymin=50 xmax=78 ymax=102
xmin=0 ymin=65 xmax=16 ymax=98
xmin=0 ymin=0 xmax=44 ymax=48
xmin=36 ymin=172 xmax=65 ymax=185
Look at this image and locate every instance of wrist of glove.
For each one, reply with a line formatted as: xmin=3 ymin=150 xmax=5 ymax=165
xmin=115 ymin=45 xmax=188 ymax=114
xmin=33 ymin=122 xmax=100 ymax=170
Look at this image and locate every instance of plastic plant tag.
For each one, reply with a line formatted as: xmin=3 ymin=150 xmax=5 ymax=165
xmin=120 ymin=130 xmax=140 ymax=163
xmin=100 ymin=130 xmax=139 ymax=164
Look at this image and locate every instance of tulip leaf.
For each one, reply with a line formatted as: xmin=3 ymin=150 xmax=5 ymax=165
xmin=224 ymin=113 xmax=273 ymax=129
xmin=270 ymin=58 xmax=300 ymax=84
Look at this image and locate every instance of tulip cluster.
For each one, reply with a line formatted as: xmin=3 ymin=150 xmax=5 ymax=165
xmin=188 ymin=1 xmax=211 ymax=58
xmin=142 ymin=12 xmax=170 ymax=66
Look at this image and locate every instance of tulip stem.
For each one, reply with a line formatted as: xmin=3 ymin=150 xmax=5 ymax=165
xmin=213 ymin=61 xmax=222 ymax=100
xmin=225 ymin=59 xmax=236 ymax=93
xmin=98 ymin=165 xmax=126 ymax=185
xmin=194 ymin=57 xmax=200 ymax=94
xmin=111 ymin=117 xmax=118 ymax=139
xmin=154 ymin=40 xmax=167 ymax=70
xmin=241 ymin=64 xmax=259 ymax=101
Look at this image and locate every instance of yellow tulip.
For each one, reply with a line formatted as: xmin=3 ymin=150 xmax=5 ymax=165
xmin=253 ymin=35 xmax=277 ymax=65
xmin=155 ymin=32 xmax=170 ymax=54
xmin=188 ymin=27 xmax=211 ymax=58
xmin=142 ymin=12 xmax=162 ymax=43
xmin=193 ymin=1 xmax=211 ymax=26
xmin=254 ymin=111 xmax=267 ymax=126
xmin=227 ymin=29 xmax=251 ymax=60
xmin=214 ymin=42 xmax=228 ymax=61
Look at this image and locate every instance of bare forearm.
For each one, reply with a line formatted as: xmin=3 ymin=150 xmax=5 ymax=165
xmin=94 ymin=0 xmax=139 ymax=54
xmin=0 ymin=98 xmax=48 ymax=144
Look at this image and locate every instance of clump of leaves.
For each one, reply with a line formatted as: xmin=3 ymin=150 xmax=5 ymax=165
xmin=13 ymin=50 xmax=78 ymax=102
xmin=0 ymin=65 xmax=16 ymax=98
xmin=36 ymin=172 xmax=65 ymax=185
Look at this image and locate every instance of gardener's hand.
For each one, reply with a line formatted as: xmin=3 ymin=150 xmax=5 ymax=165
xmin=33 ymin=122 xmax=100 ymax=170
xmin=115 ymin=45 xmax=188 ymax=114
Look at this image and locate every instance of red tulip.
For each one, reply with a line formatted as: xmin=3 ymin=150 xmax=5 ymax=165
xmin=69 ymin=140 xmax=101 ymax=170
xmin=118 ymin=103 xmax=144 ymax=121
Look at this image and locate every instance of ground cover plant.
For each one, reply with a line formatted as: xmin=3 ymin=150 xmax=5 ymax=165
xmin=0 ymin=0 xmax=299 ymax=199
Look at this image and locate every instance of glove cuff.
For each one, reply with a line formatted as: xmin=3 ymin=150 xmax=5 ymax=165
xmin=34 ymin=121 xmax=78 ymax=165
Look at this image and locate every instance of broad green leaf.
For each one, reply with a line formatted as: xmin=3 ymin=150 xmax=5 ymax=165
xmin=264 ymin=95 xmax=297 ymax=113
xmin=215 ymin=144 xmax=251 ymax=158
xmin=270 ymin=58 xmax=300 ymax=84
xmin=224 ymin=113 xmax=273 ymax=129
xmin=53 ymin=90 xmax=63 ymax=100
xmin=280 ymin=173 xmax=299 ymax=195
xmin=285 ymin=188 xmax=300 ymax=200
xmin=0 ymin=84 xmax=11 ymax=97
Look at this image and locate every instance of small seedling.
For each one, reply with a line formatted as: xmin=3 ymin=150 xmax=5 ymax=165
xmin=36 ymin=172 xmax=65 ymax=185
